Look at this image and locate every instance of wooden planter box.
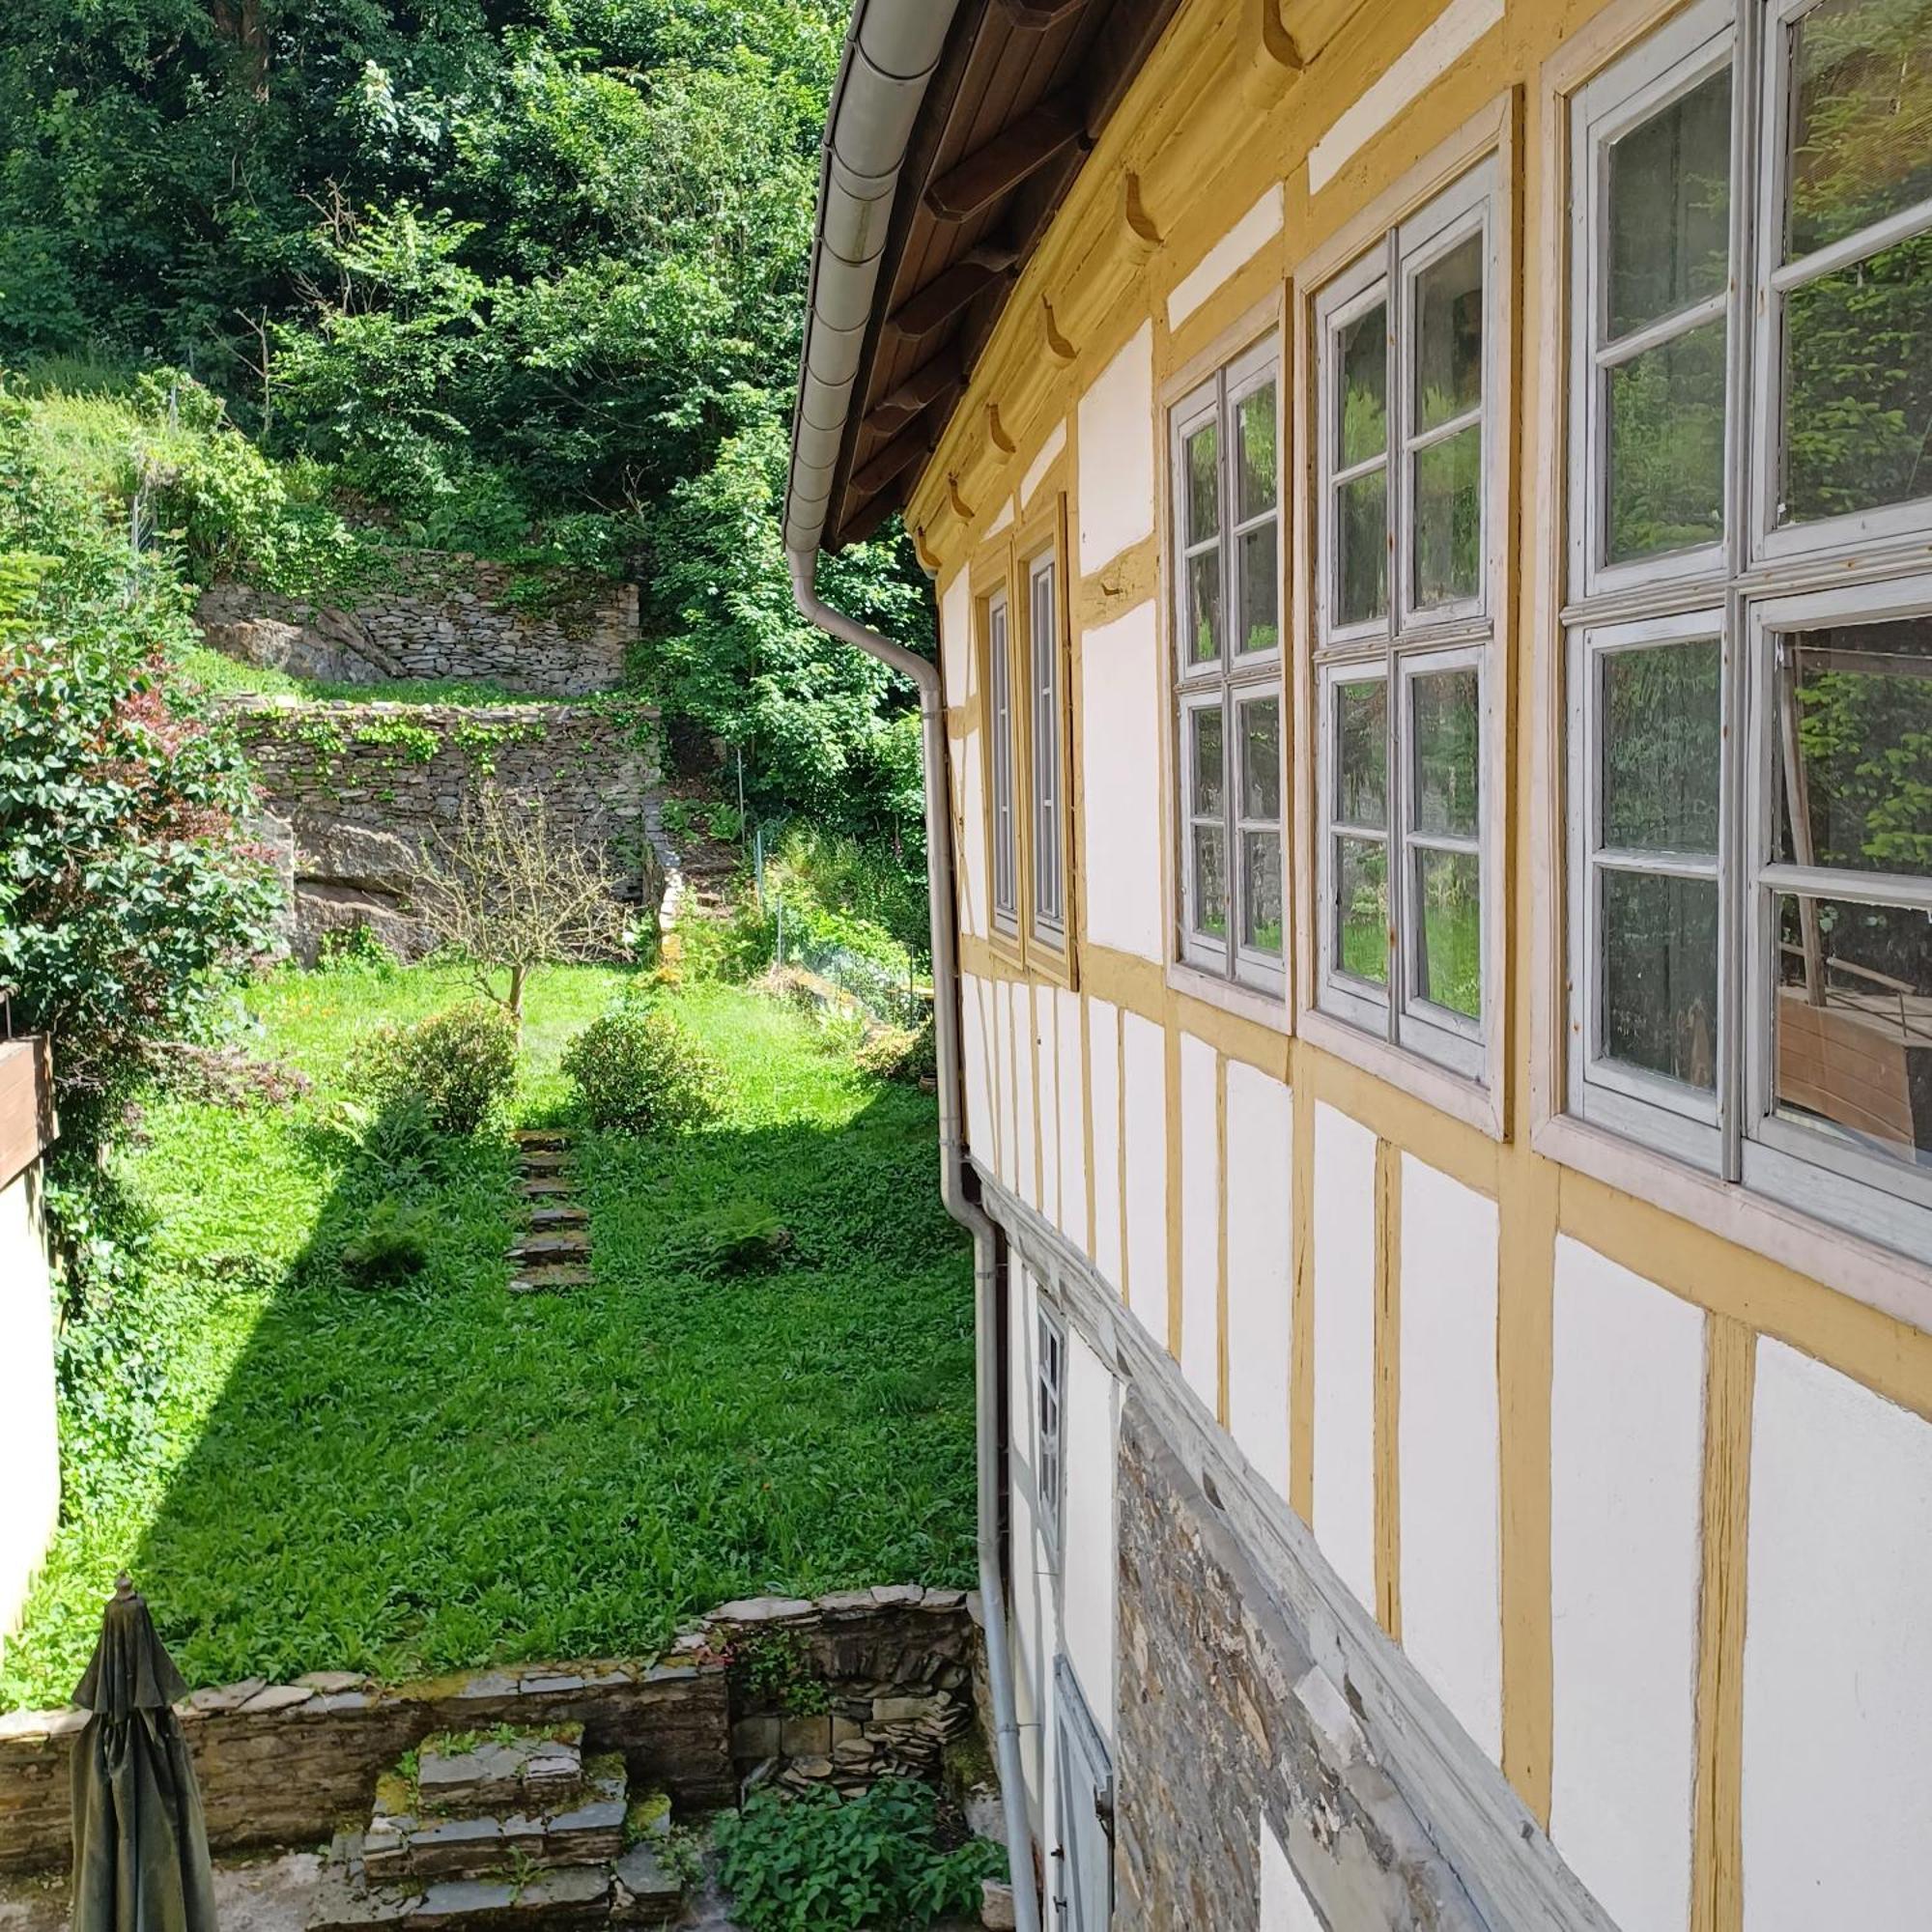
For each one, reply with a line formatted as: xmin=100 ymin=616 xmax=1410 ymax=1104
xmin=0 ymin=1037 xmax=55 ymax=1190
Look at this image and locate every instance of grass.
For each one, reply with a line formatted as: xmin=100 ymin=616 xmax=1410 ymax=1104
xmin=0 ymin=963 xmax=975 ymax=1711
xmin=177 ymin=644 xmax=577 ymax=708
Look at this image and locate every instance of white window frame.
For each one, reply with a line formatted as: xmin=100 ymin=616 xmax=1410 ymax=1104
xmin=1028 ymin=549 xmax=1065 ymax=946
xmin=1314 ymin=161 xmax=1498 ymax=1084
xmin=1036 ymin=1302 xmax=1065 ymax=1564
xmin=1170 ymin=332 xmax=1286 ymax=998
xmin=987 ymin=586 xmax=1018 ymax=938
xmin=1562 ymin=0 xmax=1932 ymax=1267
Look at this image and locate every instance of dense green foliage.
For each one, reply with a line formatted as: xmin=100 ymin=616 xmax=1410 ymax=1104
xmin=560 ymin=998 xmax=721 ymax=1132
xmin=714 ymin=1780 xmax=1006 ymax=1932
xmin=0 ymin=963 xmax=975 ymax=1711
xmin=355 ymin=1000 xmax=521 ymax=1134
xmin=0 ymin=0 xmax=938 ymax=854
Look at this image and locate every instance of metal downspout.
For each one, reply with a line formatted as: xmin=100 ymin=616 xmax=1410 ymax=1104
xmin=789 ymin=550 xmax=1044 ymax=1932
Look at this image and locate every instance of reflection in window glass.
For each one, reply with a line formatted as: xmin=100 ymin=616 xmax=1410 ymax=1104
xmin=1239 ymin=523 xmax=1279 ymax=655
xmin=1412 ymin=669 xmax=1481 ymax=838
xmin=1241 ymin=698 xmax=1282 ymax=822
xmin=1191 ymin=705 xmax=1225 ymax=817
xmin=1601 ymin=869 xmax=1720 ymax=1089
xmin=1602 ymin=641 xmax=1722 ymax=852
xmin=1237 ymin=384 xmax=1279 ymax=520
xmin=1031 ymin=558 xmax=1063 ymax=933
xmin=1193 ymin=823 xmax=1230 ymax=939
xmin=1339 ymin=304 xmax=1389 ymax=465
xmin=1606 ymin=67 xmax=1732 ymax=337
xmin=1186 ymin=421 xmax=1219 ymax=544
xmin=1607 ymin=319 xmax=1727 ymax=561
xmin=1336 ymin=838 xmax=1390 ymax=984
xmin=1413 ymin=424 xmax=1482 ymax=606
xmin=988 ymin=595 xmax=1016 ymax=929
xmin=1773 ymin=893 xmax=1932 ymax=1170
xmin=1415 ymin=847 xmax=1482 ymax=1017
xmin=1338 ymin=471 xmax=1389 ymax=625
xmin=1334 ymin=679 xmax=1388 ymax=826
xmin=1414 ymin=233 xmax=1485 ymax=429
xmin=1188 ymin=549 xmax=1222 ymax=665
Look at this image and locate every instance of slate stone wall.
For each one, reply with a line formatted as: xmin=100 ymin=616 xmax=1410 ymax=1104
xmin=197 ymin=553 xmax=636 ymax=699
xmin=1114 ymin=1400 xmax=1482 ymax=1931
xmin=0 ymin=1588 xmax=980 ymax=1872
xmin=227 ymin=698 xmax=661 ymax=964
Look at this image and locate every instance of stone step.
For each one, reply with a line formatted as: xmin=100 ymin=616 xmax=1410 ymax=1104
xmin=363 ymin=1757 xmax=626 ymax=1882
xmin=512 ymin=1131 xmax=573 ymax=1151
xmin=526 ymin=1205 xmax=590 ymax=1231
xmin=509 ymin=1264 xmax=594 ymax=1295
xmin=519 ymin=1151 xmax=575 ymax=1175
xmin=510 ymin=1234 xmax=592 ymax=1266
xmin=520 ymin=1179 xmax=577 ymax=1199
xmin=417 ymin=1730 xmax=586 ymax=1815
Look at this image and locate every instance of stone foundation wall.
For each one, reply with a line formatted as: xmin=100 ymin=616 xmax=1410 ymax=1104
xmin=0 ymin=1586 xmax=980 ymax=1873
xmin=227 ymin=698 xmax=661 ymax=963
xmin=1114 ymin=1401 xmax=1481 ymax=1931
xmin=197 ymin=553 xmax=636 ymax=698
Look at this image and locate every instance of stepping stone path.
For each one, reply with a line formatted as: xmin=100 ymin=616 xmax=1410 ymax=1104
xmin=310 ymin=1727 xmax=686 ymax=1931
xmin=511 ymin=1132 xmax=593 ymax=1294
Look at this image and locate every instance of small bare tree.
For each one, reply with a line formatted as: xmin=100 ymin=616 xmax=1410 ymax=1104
xmin=413 ymin=785 xmax=635 ymax=1027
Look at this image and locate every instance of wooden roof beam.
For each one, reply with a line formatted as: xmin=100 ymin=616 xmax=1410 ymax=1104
xmin=867 ymin=346 xmax=967 ymax=435
xmin=996 ymin=0 xmax=1092 ymax=30
xmin=849 ymin=414 xmax=941 ymax=497
xmin=885 ymin=244 xmax=1019 ymax=341
xmin=924 ymin=92 xmax=1091 ymax=223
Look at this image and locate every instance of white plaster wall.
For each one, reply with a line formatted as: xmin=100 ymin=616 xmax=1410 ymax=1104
xmin=1742 ymin=1341 xmax=1932 ymax=1932
xmin=939 ymin=569 xmax=985 ymax=943
xmin=1313 ymin=1104 xmax=1378 ymax=1614
xmin=1075 ymin=323 xmax=1154 ymax=573
xmin=1122 ymin=1012 xmax=1169 ymax=1350
xmin=1060 ymin=1327 xmax=1118 ymax=1744
xmin=1007 ymin=1263 xmax=1057 ymax=1836
xmin=1225 ymin=1064 xmax=1293 ymax=1501
xmin=1167 ymin=185 xmax=1284 ymax=329
xmin=1011 ymin=980 xmax=1037 ymax=1209
xmin=1179 ymin=1034 xmax=1220 ymax=1413
xmin=996 ymin=978 xmax=1019 ymax=1195
xmin=1258 ymin=1814 xmax=1323 ymax=1932
xmin=1549 ymin=1240 xmax=1704 ymax=1932
xmin=1089 ymin=999 xmax=1123 ymax=1290
xmin=1077 ymin=602 xmax=1166 ymax=963
xmin=1056 ymin=989 xmax=1088 ymax=1254
xmin=1036 ymin=991 xmax=1060 ymax=1229
xmin=1398 ymin=1158 xmax=1501 ymax=1761
xmin=1021 ymin=420 xmax=1067 ymax=512
xmin=939 ymin=568 xmax=971 ymax=707
xmin=0 ymin=1164 xmax=59 ymax=1638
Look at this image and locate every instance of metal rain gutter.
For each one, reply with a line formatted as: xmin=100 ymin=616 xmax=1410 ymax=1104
xmin=784 ymin=11 xmax=1044 ymax=1932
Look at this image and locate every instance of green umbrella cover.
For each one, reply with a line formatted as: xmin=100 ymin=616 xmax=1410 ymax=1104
xmin=69 ymin=1577 xmax=218 ymax=1932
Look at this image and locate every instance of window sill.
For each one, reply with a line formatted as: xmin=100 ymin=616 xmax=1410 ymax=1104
xmin=1532 ymin=1112 xmax=1932 ymax=1336
xmin=1299 ymin=1007 xmax=1502 ymax=1139
xmin=1166 ymin=960 xmax=1291 ymax=1034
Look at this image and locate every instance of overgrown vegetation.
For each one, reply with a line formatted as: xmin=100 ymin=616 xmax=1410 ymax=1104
xmin=713 ymin=1779 xmax=1007 ymax=1932
xmin=354 ymin=1001 xmax=520 ymax=1135
xmin=560 ymin=999 xmax=721 ymax=1134
xmin=0 ymin=963 xmax=975 ymax=1711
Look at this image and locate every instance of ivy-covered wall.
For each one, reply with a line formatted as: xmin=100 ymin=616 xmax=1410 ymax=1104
xmin=198 ymin=551 xmax=638 ymax=697
xmin=228 ymin=697 xmax=661 ymax=962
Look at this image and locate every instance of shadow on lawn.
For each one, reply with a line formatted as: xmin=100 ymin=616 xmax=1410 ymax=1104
xmin=125 ymin=1077 xmax=978 ymax=1693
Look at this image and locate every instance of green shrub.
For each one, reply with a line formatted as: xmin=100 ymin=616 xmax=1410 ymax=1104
xmin=340 ymin=1197 xmax=437 ymax=1288
xmin=853 ymin=1016 xmax=936 ymax=1086
xmin=560 ymin=1006 xmax=721 ymax=1135
xmin=355 ymin=1002 xmax=519 ymax=1135
xmin=714 ymin=1780 xmax=1006 ymax=1932
xmin=663 ymin=1204 xmax=793 ymax=1280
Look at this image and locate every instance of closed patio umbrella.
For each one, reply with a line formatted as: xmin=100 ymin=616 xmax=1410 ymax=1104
xmin=69 ymin=1576 xmax=217 ymax=1932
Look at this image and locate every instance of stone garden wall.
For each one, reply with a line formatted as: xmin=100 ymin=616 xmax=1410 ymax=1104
xmin=0 ymin=1586 xmax=980 ymax=1872
xmin=227 ymin=697 xmax=662 ymax=963
xmin=197 ymin=552 xmax=637 ymax=698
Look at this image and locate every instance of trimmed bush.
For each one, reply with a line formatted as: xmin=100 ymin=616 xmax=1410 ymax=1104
xmin=355 ymin=1001 xmax=519 ymax=1135
xmin=560 ymin=1005 xmax=720 ymax=1134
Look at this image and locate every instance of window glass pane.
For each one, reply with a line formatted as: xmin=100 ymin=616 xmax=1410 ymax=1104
xmin=1187 ymin=548 xmax=1223 ymax=665
xmin=1237 ymin=383 xmax=1279 ymax=520
xmin=1412 ymin=423 xmax=1482 ymax=607
xmin=1193 ymin=824 xmax=1230 ymax=938
xmin=1601 ymin=640 xmax=1722 ymax=853
xmin=1186 ymin=420 xmax=1220 ymax=544
xmin=1243 ymin=830 xmax=1285 ymax=955
xmin=1336 ymin=837 xmax=1390 ymax=983
xmin=1413 ymin=232 xmax=1485 ymax=431
xmin=1600 ymin=869 xmax=1719 ymax=1089
xmin=1606 ymin=68 xmax=1732 ymax=337
xmin=1773 ymin=892 xmax=1932 ymax=1171
xmin=1337 ymin=469 xmax=1389 ymax=625
xmin=1786 ymin=0 xmax=1932 ymax=263
xmin=1776 ymin=615 xmax=1932 ymax=879
xmin=1415 ymin=847 xmax=1482 ymax=1018
xmin=1411 ymin=668 xmax=1480 ymax=838
xmin=1606 ymin=317 xmax=1726 ymax=560
xmin=1033 ymin=565 xmax=1062 ymax=929
xmin=990 ymin=601 xmax=1015 ymax=920
xmin=1241 ymin=697 xmax=1282 ymax=821
xmin=1780 ymin=232 xmax=1932 ymax=524
xmin=1191 ymin=704 xmax=1225 ymax=818
xmin=1334 ymin=678 xmax=1388 ymax=826
xmin=1238 ymin=523 xmax=1280 ymax=654
xmin=1338 ymin=302 xmax=1388 ymax=465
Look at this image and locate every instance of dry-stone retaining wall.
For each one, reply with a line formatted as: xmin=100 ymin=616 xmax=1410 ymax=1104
xmin=0 ymin=1586 xmax=980 ymax=1872
xmin=197 ymin=552 xmax=637 ymax=697
xmin=228 ymin=697 xmax=661 ymax=963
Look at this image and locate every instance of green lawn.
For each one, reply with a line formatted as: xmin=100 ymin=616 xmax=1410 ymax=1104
xmin=0 ymin=964 xmax=976 ymax=1711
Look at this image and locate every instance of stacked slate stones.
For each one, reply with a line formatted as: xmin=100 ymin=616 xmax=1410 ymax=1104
xmin=512 ymin=1131 xmax=591 ymax=1293
xmin=311 ymin=1724 xmax=682 ymax=1930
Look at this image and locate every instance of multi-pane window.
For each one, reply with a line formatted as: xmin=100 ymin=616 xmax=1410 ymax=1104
xmin=980 ymin=509 xmax=1072 ymax=970
xmin=1171 ymin=334 xmax=1285 ymax=996
xmin=1315 ymin=163 xmax=1495 ymax=1081
xmin=1566 ymin=0 xmax=1932 ymax=1264
xmin=1036 ymin=1306 xmax=1065 ymax=1562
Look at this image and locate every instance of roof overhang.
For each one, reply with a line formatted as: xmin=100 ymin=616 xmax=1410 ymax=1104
xmin=785 ymin=0 xmax=1184 ymax=560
